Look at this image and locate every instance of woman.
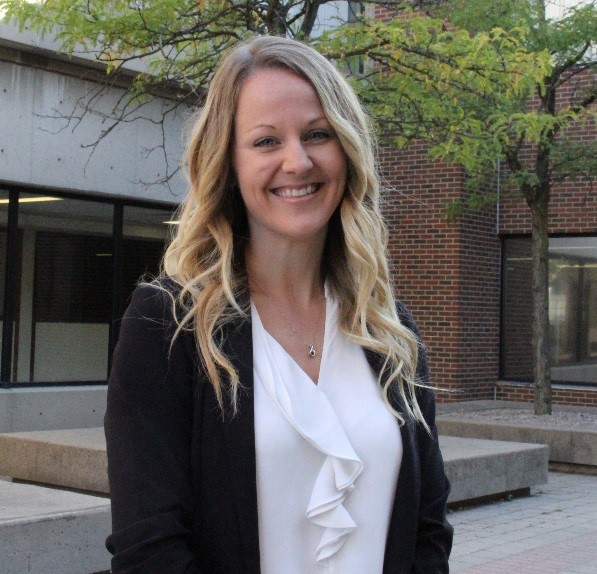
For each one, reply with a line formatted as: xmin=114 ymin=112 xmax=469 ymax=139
xmin=105 ymin=35 xmax=452 ymax=573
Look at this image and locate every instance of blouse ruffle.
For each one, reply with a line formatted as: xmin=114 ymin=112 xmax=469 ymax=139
xmin=251 ymin=295 xmax=363 ymax=562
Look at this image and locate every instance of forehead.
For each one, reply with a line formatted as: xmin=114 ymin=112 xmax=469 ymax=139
xmin=234 ymin=67 xmax=325 ymax=127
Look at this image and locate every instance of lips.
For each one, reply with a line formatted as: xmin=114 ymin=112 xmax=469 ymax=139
xmin=273 ymin=183 xmax=321 ymax=198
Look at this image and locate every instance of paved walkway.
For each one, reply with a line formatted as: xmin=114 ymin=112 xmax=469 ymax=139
xmin=449 ymin=472 xmax=597 ymax=573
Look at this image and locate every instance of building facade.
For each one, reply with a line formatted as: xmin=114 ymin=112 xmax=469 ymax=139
xmin=1 ymin=15 xmax=595 ymax=415
xmin=380 ymin=68 xmax=596 ymax=406
xmin=0 ymin=21 xmax=186 ymax=393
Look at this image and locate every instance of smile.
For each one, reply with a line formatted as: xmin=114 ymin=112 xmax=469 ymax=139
xmin=273 ymin=184 xmax=320 ymax=198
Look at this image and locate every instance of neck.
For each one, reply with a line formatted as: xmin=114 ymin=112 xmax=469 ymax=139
xmin=245 ymin=237 xmax=326 ymax=306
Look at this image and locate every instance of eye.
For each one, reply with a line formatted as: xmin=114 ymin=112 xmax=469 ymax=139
xmin=306 ymin=129 xmax=332 ymax=142
xmin=254 ymin=136 xmax=277 ymax=148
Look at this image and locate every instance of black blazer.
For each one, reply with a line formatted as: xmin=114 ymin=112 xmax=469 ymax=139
xmin=105 ymin=284 xmax=453 ymax=573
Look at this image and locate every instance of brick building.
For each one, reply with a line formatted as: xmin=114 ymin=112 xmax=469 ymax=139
xmin=0 ymin=10 xmax=594 ymax=415
xmin=380 ymin=70 xmax=596 ymax=407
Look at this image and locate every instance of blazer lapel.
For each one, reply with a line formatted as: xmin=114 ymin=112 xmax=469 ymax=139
xmin=364 ymin=349 xmax=420 ymax=573
xmin=220 ymin=313 xmax=261 ymax=573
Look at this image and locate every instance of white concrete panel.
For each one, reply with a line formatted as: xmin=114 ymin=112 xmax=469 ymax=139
xmin=0 ymin=63 xmax=36 ymax=182
xmin=0 ymin=386 xmax=107 ymax=433
xmin=0 ymin=19 xmax=149 ymax=73
xmin=33 ymin=322 xmax=109 ymax=381
xmin=0 ymin=59 xmax=188 ymax=203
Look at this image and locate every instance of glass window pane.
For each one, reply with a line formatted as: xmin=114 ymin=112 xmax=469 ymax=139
xmin=502 ymin=236 xmax=597 ymax=385
xmin=0 ymin=189 xmax=9 ymax=378
xmin=549 ymin=237 xmax=597 ymax=384
xmin=15 ymin=193 xmax=113 ymax=383
xmin=122 ymin=204 xmax=176 ymax=311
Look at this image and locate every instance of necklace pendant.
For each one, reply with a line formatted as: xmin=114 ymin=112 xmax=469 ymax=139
xmin=308 ymin=345 xmax=316 ymax=358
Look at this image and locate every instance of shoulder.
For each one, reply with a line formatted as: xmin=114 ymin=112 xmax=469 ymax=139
xmin=115 ymin=278 xmax=195 ymax=357
xmin=111 ymin=279 xmax=198 ymax=387
xmin=394 ymin=300 xmax=421 ymax=339
xmin=123 ymin=278 xmax=185 ymax=325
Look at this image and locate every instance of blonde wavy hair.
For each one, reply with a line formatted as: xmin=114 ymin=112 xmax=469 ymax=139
xmin=162 ymin=35 xmax=428 ymax=427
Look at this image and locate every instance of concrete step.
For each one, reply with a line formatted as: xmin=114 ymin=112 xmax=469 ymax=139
xmin=0 ymin=427 xmax=108 ymax=493
xmin=0 ymin=479 xmax=110 ymax=574
xmin=0 ymin=428 xmax=548 ymax=573
xmin=437 ymin=400 xmax=597 ymax=466
xmin=0 ymin=427 xmax=549 ymax=503
xmin=440 ymin=435 xmax=548 ymax=503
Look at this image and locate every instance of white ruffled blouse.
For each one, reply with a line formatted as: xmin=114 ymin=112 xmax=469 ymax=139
xmin=252 ymin=289 xmax=403 ymax=573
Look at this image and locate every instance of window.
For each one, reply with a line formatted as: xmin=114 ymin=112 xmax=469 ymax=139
xmin=121 ymin=204 xmax=173 ymax=312
xmin=0 ymin=187 xmax=176 ymax=386
xmin=502 ymin=236 xmax=597 ymax=385
xmin=17 ymin=194 xmax=113 ymax=382
xmin=0 ymin=189 xmax=9 ymax=378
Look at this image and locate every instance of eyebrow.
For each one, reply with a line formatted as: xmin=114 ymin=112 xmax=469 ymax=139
xmin=246 ymin=116 xmax=329 ymax=132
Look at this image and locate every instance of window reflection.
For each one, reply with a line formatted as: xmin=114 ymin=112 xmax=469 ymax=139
xmin=0 ymin=189 xmax=8 ymax=378
xmin=122 ymin=204 xmax=174 ymax=311
xmin=0 ymin=190 xmax=177 ymax=385
xmin=503 ymin=236 xmax=597 ymax=385
xmin=18 ymin=194 xmax=113 ymax=382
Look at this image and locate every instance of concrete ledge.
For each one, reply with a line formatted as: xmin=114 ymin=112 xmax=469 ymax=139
xmin=0 ymin=428 xmax=548 ymax=572
xmin=437 ymin=401 xmax=597 ymax=466
xmin=439 ymin=436 xmax=548 ymax=503
xmin=0 ymin=386 xmax=107 ymax=433
xmin=0 ymin=480 xmax=110 ymax=574
xmin=0 ymin=428 xmax=108 ymax=493
xmin=0 ymin=427 xmax=548 ymax=505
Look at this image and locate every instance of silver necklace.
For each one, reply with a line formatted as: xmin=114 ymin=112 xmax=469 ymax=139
xmin=252 ymin=286 xmax=323 ymax=358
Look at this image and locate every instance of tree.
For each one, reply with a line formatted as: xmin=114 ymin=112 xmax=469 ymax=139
xmin=3 ymin=0 xmax=576 ymax=414
xmin=0 ymin=1 xmax=546 ymax=182
xmin=429 ymin=0 xmax=597 ymax=414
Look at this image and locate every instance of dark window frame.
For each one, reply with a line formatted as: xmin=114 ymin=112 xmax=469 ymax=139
xmin=0 ymin=183 xmax=176 ymax=388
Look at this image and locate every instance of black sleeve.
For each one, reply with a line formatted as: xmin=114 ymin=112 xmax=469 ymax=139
xmin=104 ymin=283 xmax=201 ymax=573
xmin=396 ymin=301 xmax=453 ymax=573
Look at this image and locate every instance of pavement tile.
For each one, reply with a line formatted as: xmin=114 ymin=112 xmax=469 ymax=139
xmin=449 ymin=472 xmax=597 ymax=574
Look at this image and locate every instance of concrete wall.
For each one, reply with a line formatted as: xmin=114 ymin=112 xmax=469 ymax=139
xmin=0 ymin=21 xmax=188 ymax=202
xmin=0 ymin=386 xmax=107 ymax=433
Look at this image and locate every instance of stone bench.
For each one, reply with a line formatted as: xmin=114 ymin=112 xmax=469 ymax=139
xmin=437 ymin=400 xmax=597 ymax=467
xmin=440 ymin=435 xmax=548 ymax=503
xmin=0 ymin=479 xmax=110 ymax=574
xmin=0 ymin=427 xmax=549 ymax=504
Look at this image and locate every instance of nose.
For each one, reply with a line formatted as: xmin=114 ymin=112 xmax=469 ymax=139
xmin=282 ymin=140 xmax=313 ymax=174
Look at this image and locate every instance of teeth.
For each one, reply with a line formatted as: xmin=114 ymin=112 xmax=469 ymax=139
xmin=275 ymin=184 xmax=317 ymax=198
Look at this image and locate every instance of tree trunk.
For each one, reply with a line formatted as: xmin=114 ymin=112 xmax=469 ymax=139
xmin=530 ymin=190 xmax=552 ymax=414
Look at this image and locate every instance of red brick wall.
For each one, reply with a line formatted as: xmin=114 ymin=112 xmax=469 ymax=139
xmin=499 ymin=176 xmax=596 ymax=235
xmin=379 ymin=143 xmax=500 ymax=402
xmin=457 ymin=200 xmax=501 ymax=400
xmin=380 ymin=134 xmax=597 ymax=406
xmin=499 ymin=70 xmax=596 ymax=235
xmin=497 ymin=69 xmax=596 ymax=407
xmin=496 ymin=382 xmax=597 ymax=407
xmin=374 ymin=14 xmax=596 ymax=407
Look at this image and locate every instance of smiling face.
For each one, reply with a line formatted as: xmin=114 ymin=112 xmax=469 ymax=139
xmin=232 ymin=67 xmax=347 ymax=248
